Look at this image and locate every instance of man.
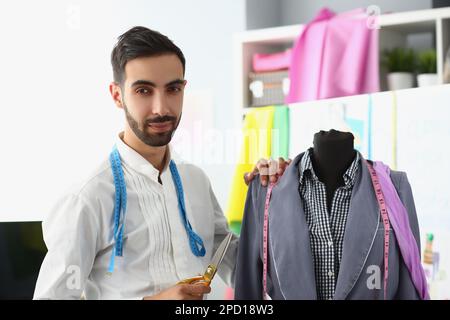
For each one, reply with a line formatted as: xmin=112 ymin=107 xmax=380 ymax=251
xmin=34 ymin=26 xmax=287 ymax=300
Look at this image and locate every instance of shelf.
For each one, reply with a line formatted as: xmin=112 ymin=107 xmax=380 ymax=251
xmin=234 ymin=25 xmax=302 ymax=44
xmin=234 ymin=7 xmax=450 ymax=116
xmin=381 ymin=20 xmax=435 ymax=34
xmin=377 ymin=7 xmax=450 ymax=26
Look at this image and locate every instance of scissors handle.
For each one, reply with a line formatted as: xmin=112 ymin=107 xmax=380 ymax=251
xmin=203 ymin=264 xmax=216 ymax=282
xmin=177 ymin=263 xmax=218 ymax=286
xmin=177 ymin=275 xmax=210 ymax=286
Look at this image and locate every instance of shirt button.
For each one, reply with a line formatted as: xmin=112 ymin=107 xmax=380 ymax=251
xmin=328 ymin=270 xmax=334 ymax=277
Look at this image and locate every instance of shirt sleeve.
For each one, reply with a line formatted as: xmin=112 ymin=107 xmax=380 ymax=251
xmin=33 ymin=193 xmax=100 ymax=300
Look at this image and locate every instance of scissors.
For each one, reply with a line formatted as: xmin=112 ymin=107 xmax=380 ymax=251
xmin=177 ymin=232 xmax=233 ymax=286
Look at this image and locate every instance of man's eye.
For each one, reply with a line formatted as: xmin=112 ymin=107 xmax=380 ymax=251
xmin=136 ymin=88 xmax=151 ymax=95
xmin=168 ymin=86 xmax=182 ymax=93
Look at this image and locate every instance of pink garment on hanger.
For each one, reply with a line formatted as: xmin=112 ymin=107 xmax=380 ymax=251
xmin=286 ymin=8 xmax=379 ymax=103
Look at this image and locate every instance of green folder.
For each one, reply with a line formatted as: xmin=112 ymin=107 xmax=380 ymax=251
xmin=271 ymin=105 xmax=289 ymax=159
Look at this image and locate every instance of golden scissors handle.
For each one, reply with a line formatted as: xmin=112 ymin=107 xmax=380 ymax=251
xmin=177 ymin=264 xmax=217 ymax=286
xmin=177 ymin=275 xmax=210 ymax=286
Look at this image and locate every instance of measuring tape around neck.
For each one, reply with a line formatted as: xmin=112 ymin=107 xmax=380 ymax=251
xmin=107 ymin=145 xmax=206 ymax=274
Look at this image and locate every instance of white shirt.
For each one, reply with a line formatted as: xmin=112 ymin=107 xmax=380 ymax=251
xmin=33 ymin=133 xmax=238 ymax=299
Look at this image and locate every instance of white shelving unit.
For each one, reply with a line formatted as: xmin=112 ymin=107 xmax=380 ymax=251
xmin=233 ymin=7 xmax=450 ymax=119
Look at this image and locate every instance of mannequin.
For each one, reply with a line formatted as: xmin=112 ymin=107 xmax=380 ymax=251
xmin=311 ymin=129 xmax=356 ymax=213
xmin=235 ymin=128 xmax=425 ymax=300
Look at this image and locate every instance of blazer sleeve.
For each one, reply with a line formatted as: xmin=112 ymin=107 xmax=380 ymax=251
xmin=234 ymin=180 xmax=263 ymax=300
xmin=392 ymin=171 xmax=422 ymax=300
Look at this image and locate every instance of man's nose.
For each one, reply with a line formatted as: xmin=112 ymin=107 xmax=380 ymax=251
xmin=152 ymin=91 xmax=168 ymax=115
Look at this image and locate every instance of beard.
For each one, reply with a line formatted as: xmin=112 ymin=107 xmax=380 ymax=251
xmin=123 ymin=103 xmax=181 ymax=147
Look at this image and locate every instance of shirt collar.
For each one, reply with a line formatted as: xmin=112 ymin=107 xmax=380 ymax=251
xmin=115 ymin=132 xmax=174 ymax=182
xmin=298 ymin=148 xmax=318 ymax=184
xmin=342 ymin=151 xmax=360 ymax=187
xmin=299 ymin=148 xmax=360 ymax=188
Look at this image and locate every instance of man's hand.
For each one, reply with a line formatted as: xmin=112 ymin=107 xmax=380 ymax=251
xmin=143 ymin=283 xmax=211 ymax=300
xmin=244 ymin=157 xmax=292 ymax=186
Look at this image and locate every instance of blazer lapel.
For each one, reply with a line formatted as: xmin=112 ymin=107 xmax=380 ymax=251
xmin=334 ymin=156 xmax=380 ymax=299
xmin=268 ymin=153 xmax=317 ymax=299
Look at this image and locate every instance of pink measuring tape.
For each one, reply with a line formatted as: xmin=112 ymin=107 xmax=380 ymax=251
xmin=262 ymin=182 xmax=276 ymax=300
xmin=262 ymin=161 xmax=391 ymax=300
xmin=366 ymin=161 xmax=390 ymax=300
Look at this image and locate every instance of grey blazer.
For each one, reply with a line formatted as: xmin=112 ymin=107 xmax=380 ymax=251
xmin=235 ymin=152 xmax=422 ymax=300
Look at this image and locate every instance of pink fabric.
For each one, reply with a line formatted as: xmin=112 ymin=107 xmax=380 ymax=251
xmin=286 ymin=8 xmax=379 ymax=103
xmin=253 ymin=49 xmax=292 ymax=72
xmin=374 ymin=161 xmax=430 ymax=300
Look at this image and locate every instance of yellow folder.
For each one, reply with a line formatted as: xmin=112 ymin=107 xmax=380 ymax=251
xmin=226 ymin=106 xmax=275 ymax=229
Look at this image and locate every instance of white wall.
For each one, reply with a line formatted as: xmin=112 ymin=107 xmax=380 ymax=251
xmin=0 ymin=0 xmax=245 ymax=222
xmin=246 ymin=0 xmax=281 ymax=29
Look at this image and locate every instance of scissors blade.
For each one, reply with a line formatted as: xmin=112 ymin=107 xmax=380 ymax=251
xmin=210 ymin=232 xmax=233 ymax=270
xmin=177 ymin=233 xmax=234 ymax=286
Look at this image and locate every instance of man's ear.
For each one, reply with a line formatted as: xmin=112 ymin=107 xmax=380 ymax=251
xmin=109 ymin=82 xmax=124 ymax=109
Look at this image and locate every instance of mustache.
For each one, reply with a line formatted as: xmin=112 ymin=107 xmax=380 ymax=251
xmin=145 ymin=115 xmax=177 ymax=125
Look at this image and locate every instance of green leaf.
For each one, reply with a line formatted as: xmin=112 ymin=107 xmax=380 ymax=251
xmin=417 ymin=50 xmax=437 ymax=74
xmin=381 ymin=47 xmax=416 ymax=73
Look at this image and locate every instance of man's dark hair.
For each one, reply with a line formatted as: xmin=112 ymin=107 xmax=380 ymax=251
xmin=111 ymin=26 xmax=186 ymax=84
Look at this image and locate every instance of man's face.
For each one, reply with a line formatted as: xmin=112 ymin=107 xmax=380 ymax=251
xmin=111 ymin=54 xmax=186 ymax=147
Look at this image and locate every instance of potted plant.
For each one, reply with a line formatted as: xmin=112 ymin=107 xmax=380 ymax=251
xmin=382 ymin=47 xmax=416 ymax=90
xmin=417 ymin=50 xmax=438 ymax=87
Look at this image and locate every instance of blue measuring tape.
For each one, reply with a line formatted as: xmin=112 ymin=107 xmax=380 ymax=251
xmin=107 ymin=145 xmax=206 ymax=274
xmin=169 ymin=159 xmax=206 ymax=259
